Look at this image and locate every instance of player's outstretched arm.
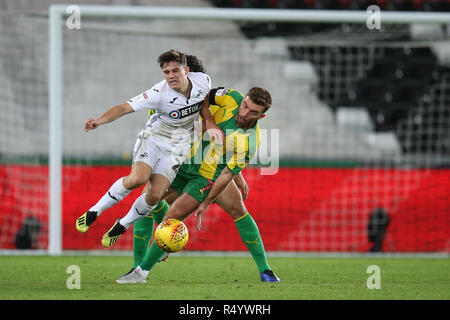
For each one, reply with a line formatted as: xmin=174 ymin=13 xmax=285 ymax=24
xmin=200 ymin=92 xmax=224 ymax=145
xmin=84 ymin=102 xmax=135 ymax=132
xmin=194 ymin=167 xmax=235 ymax=230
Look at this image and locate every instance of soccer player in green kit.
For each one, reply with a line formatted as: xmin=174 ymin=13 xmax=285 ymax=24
xmin=116 ymin=86 xmax=280 ymax=283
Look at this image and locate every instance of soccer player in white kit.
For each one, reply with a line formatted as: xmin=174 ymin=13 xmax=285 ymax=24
xmin=75 ymin=50 xmax=219 ymax=247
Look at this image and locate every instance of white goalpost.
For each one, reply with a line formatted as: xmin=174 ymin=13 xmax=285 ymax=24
xmin=8 ymin=4 xmax=450 ymax=255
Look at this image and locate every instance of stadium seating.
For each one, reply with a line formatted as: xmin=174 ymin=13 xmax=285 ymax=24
xmin=335 ymin=46 xmax=448 ymax=152
xmin=211 ymin=0 xmax=450 ymax=38
xmin=209 ymin=0 xmax=450 ymax=155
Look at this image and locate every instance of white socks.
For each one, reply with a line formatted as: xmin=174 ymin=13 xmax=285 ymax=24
xmin=89 ymin=177 xmax=131 ymax=215
xmin=89 ymin=178 xmax=157 ymax=230
xmin=119 ymin=193 xmax=157 ymax=229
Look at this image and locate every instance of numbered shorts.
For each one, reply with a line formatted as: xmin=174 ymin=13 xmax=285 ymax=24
xmin=170 ymin=165 xmax=215 ymax=203
xmin=132 ymin=130 xmax=188 ymax=183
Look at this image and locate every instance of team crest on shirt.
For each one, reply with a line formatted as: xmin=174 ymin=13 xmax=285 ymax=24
xmin=216 ymin=88 xmax=228 ymax=96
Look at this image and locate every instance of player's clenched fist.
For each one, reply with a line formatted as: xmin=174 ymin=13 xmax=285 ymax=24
xmin=85 ymin=118 xmax=100 ymax=131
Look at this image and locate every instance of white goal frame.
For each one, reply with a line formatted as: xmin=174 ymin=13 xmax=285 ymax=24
xmin=47 ymin=5 xmax=450 ymax=255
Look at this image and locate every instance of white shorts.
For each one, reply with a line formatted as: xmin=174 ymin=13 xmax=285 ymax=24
xmin=132 ymin=130 xmax=189 ymax=183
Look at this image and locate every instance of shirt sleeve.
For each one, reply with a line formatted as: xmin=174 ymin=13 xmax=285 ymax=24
xmin=203 ymin=73 xmax=212 ymax=91
xmin=208 ymin=87 xmax=228 ymax=106
xmin=126 ymin=84 xmax=161 ymax=112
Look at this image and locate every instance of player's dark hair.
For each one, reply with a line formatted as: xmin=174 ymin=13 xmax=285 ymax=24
xmin=157 ymin=49 xmax=187 ymax=68
xmin=186 ymin=54 xmax=206 ymax=73
xmin=247 ymin=87 xmax=272 ymax=113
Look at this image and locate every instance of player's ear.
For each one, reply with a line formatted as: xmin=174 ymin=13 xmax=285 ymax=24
xmin=184 ymin=65 xmax=190 ymax=75
xmin=258 ymin=113 xmax=266 ymax=120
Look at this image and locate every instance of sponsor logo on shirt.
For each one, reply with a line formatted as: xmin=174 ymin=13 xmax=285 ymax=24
xmin=169 ymin=110 xmax=181 ymax=119
xmin=168 ymin=101 xmax=202 ymax=119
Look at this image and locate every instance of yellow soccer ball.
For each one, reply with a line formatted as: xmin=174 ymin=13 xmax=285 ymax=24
xmin=155 ymin=218 xmax=189 ymax=253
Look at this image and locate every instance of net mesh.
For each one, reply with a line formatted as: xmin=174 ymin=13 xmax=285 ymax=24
xmin=0 ymin=13 xmax=49 ymax=250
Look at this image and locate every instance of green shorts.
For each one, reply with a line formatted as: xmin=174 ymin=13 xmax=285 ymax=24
xmin=170 ymin=164 xmax=215 ymax=203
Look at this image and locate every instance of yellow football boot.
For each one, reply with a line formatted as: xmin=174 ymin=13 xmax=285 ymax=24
xmin=101 ymin=219 xmax=126 ymax=247
xmin=75 ymin=211 xmax=97 ymax=233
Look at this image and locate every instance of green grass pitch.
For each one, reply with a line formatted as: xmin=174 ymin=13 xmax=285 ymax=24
xmin=0 ymin=255 xmax=448 ymax=300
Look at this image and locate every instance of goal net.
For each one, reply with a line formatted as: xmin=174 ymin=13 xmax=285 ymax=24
xmin=0 ymin=5 xmax=449 ymax=254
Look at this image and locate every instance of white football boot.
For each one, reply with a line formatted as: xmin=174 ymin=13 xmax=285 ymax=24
xmin=115 ymin=266 xmax=147 ymax=284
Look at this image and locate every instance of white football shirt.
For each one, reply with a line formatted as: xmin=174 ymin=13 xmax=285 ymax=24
xmin=127 ymin=72 xmax=211 ymax=141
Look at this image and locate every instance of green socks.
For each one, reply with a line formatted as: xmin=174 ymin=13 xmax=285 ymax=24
xmin=139 ymin=238 xmax=167 ymax=272
xmin=139 ymin=201 xmax=172 ymax=272
xmin=234 ymin=212 xmax=270 ymax=273
xmin=151 ymin=200 xmax=169 ymax=225
xmin=135 ymin=204 xmax=270 ymax=275
xmin=132 ymin=215 xmax=154 ymax=268
xmin=132 ymin=200 xmax=169 ymax=268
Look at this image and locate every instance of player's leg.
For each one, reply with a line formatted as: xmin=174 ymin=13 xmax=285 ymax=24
xmin=137 ymin=192 xmax=199 ymax=273
xmin=131 ymin=200 xmax=170 ymax=267
xmin=75 ymin=161 xmax=151 ymax=233
xmin=116 ymin=191 xmax=197 ymax=284
xmin=216 ymin=181 xmax=280 ymax=282
xmin=121 ymin=174 xmax=171 ymax=227
xmin=132 ymin=183 xmax=175 ymax=268
xmin=116 ymin=187 xmax=174 ymax=282
xmin=115 ymin=187 xmax=179 ymax=283
xmin=114 ymin=143 xmax=184 ymax=232
xmin=132 ymin=182 xmax=152 ymax=269
xmin=136 ymin=175 xmax=212 ymax=277
xmin=76 ymin=131 xmax=156 ymax=233
xmin=101 ymin=134 xmax=179 ymax=247
xmin=116 ymin=172 xmax=201 ymax=283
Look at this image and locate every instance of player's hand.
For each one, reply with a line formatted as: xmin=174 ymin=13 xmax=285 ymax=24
xmin=84 ymin=118 xmax=100 ymax=131
xmin=205 ymin=123 xmax=224 ymax=145
xmin=234 ymin=174 xmax=249 ymax=200
xmin=193 ymin=202 xmax=210 ymax=231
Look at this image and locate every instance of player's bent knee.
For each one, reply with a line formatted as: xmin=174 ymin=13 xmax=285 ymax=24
xmin=228 ymin=206 xmax=246 ymax=221
xmin=146 ymin=190 xmax=164 ymax=206
xmin=124 ymin=176 xmax=148 ymax=189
